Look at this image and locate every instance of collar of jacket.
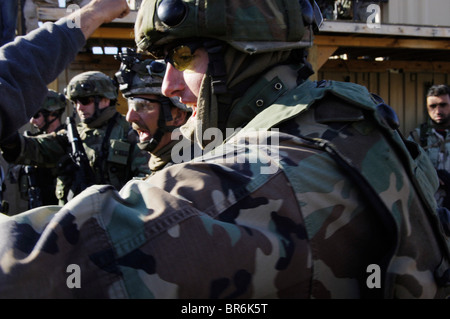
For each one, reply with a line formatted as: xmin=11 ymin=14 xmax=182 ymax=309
xmin=232 ymin=79 xmax=378 ymax=138
xmin=225 ymin=64 xmax=301 ymax=130
xmin=149 ymin=138 xmax=180 ymax=173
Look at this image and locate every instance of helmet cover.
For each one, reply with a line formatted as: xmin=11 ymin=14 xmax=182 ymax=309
xmin=66 ymin=71 xmax=118 ymax=101
xmin=115 ymin=49 xmax=191 ymax=112
xmin=135 ymin=0 xmax=322 ymax=56
xmin=41 ymin=89 xmax=66 ymax=112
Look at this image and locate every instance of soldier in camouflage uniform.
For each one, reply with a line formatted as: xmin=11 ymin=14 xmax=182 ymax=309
xmin=408 ymin=84 xmax=450 ymax=209
xmin=9 ymin=90 xmax=67 ymax=208
xmin=115 ymin=49 xmax=191 ymax=175
xmin=28 ymin=90 xmax=67 ymax=135
xmin=1 ymin=71 xmax=151 ymax=205
xmin=0 ymin=0 xmax=449 ymax=299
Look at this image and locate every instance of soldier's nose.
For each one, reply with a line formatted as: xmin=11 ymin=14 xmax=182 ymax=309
xmin=162 ymin=63 xmax=184 ymax=99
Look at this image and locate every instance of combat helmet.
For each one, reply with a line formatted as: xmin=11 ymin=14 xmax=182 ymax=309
xmin=135 ymin=0 xmax=323 ymax=55
xmin=115 ymin=48 xmax=191 ymax=153
xmin=65 ymin=71 xmax=118 ymax=124
xmin=65 ymin=71 xmax=118 ymax=101
xmin=115 ymin=48 xmax=190 ymax=112
xmin=134 ymin=0 xmax=323 ymax=135
xmin=30 ymin=89 xmax=67 ymax=133
xmin=41 ymin=89 xmax=66 ymax=113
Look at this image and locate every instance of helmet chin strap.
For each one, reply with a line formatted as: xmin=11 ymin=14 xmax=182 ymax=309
xmin=40 ymin=116 xmax=57 ymax=133
xmin=83 ymin=96 xmax=103 ymax=124
xmin=137 ymin=98 xmax=176 ymax=153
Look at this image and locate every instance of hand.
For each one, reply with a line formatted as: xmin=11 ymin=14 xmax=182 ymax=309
xmin=85 ymin=0 xmax=131 ymax=23
xmin=69 ymin=0 xmax=130 ymax=39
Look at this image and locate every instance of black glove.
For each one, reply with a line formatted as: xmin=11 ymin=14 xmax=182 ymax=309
xmin=437 ymin=169 xmax=450 ymax=187
xmin=0 ymin=131 xmax=21 ymax=162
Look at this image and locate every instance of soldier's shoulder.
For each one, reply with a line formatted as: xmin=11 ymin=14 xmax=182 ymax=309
xmin=297 ymin=80 xmax=376 ymax=108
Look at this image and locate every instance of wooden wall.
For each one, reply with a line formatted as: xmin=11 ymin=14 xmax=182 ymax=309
xmin=318 ymin=62 xmax=450 ymax=136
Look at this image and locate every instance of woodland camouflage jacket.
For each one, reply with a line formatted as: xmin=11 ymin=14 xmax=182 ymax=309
xmin=0 ymin=78 xmax=449 ymax=299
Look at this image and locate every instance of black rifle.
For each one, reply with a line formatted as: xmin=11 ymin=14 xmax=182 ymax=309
xmin=23 ymin=165 xmax=43 ymax=209
xmin=0 ymin=165 xmax=8 ymax=214
xmin=66 ymin=112 xmax=95 ymax=200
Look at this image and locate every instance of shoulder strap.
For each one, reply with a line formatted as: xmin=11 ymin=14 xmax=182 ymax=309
xmin=231 ymin=80 xmax=376 ymax=138
xmin=102 ymin=112 xmax=119 ymax=152
xmin=95 ymin=112 xmax=120 ymax=183
xmin=410 ymin=122 xmax=438 ymax=150
xmin=419 ymin=122 xmax=429 ymax=147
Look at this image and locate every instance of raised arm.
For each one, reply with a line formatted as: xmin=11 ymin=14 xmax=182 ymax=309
xmin=77 ymin=0 xmax=130 ymax=39
xmin=0 ymin=0 xmax=130 ymax=141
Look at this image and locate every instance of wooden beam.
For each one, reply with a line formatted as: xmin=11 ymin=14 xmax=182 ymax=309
xmin=314 ymin=35 xmax=450 ymax=50
xmin=320 ymin=59 xmax=450 ymax=73
xmin=319 ymin=21 xmax=450 ymax=38
xmin=315 ymin=45 xmax=338 ymax=70
xmin=90 ymin=28 xmax=135 ymax=40
xmin=38 ymin=7 xmax=137 ymax=24
xmin=38 ymin=7 xmax=450 ymax=42
xmin=308 ymin=44 xmax=338 ymax=81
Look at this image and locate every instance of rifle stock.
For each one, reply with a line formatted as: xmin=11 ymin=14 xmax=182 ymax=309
xmin=23 ymin=165 xmax=43 ymax=209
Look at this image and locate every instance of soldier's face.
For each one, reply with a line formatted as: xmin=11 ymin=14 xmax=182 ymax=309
xmin=126 ymin=94 xmax=187 ymax=153
xmin=427 ymin=94 xmax=450 ymax=126
xmin=126 ymin=94 xmax=161 ymax=144
xmin=161 ymin=45 xmax=208 ymax=119
xmin=75 ymin=96 xmax=110 ymax=122
xmin=29 ymin=111 xmax=45 ymax=130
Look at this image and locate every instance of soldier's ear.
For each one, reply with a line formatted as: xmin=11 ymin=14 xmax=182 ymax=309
xmin=171 ymin=107 xmax=187 ymax=126
xmin=100 ymin=98 xmax=112 ymax=109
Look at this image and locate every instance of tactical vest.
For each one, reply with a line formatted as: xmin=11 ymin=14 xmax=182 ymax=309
xmin=55 ymin=113 xmax=141 ymax=204
xmin=410 ymin=124 xmax=450 ymax=171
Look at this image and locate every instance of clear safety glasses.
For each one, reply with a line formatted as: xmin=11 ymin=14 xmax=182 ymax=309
xmin=128 ymin=97 xmax=160 ymax=113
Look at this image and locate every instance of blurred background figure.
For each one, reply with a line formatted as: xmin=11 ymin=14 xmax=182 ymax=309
xmin=408 ymin=84 xmax=450 ymax=209
xmin=3 ymin=90 xmax=66 ymax=209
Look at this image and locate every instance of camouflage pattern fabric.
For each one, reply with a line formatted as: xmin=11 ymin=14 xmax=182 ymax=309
xmin=135 ymin=0 xmax=314 ymax=55
xmin=41 ymin=89 xmax=66 ymax=113
xmin=408 ymin=124 xmax=450 ymax=208
xmin=408 ymin=123 xmax=450 ymax=171
xmin=0 ymin=79 xmax=449 ymax=298
xmin=66 ymin=71 xmax=118 ymax=101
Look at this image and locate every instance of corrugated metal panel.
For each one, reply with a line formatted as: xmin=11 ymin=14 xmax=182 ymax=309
xmin=387 ymin=0 xmax=450 ymax=27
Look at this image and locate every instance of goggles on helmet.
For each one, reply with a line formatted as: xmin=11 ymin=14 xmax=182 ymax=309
xmin=164 ymin=42 xmax=203 ymax=72
xmin=128 ymin=97 xmax=161 ymax=113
